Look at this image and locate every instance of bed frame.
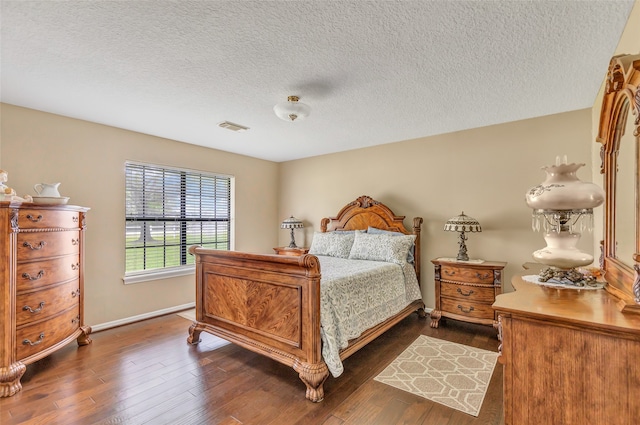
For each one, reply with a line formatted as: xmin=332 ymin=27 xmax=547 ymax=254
xmin=187 ymin=195 xmax=425 ymax=402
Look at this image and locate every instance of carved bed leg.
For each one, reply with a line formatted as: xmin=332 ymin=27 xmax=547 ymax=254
xmin=77 ymin=325 xmax=92 ymax=346
xmin=0 ymin=361 xmax=26 ymax=397
xmin=293 ymin=360 xmax=329 ymax=402
xmin=430 ymin=310 xmax=442 ymax=328
xmin=187 ymin=322 xmax=203 ymax=345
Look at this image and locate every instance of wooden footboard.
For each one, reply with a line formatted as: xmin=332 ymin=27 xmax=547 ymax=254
xmin=187 ymin=195 xmax=425 ymax=402
xmin=187 ymin=247 xmax=329 ymax=402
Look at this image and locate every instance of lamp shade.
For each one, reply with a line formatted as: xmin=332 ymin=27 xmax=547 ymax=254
xmin=281 ymin=216 xmax=304 ymax=229
xmin=444 ymin=212 xmax=482 ymax=233
xmin=525 ymin=159 xmax=604 ymax=211
xmin=274 ymin=96 xmax=311 ymax=122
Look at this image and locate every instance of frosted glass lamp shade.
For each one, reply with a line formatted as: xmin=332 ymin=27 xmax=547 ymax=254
xmin=525 ymin=160 xmax=604 ymax=211
xmin=274 ymin=96 xmax=311 ymax=122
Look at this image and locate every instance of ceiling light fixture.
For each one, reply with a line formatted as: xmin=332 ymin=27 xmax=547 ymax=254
xmin=274 ymin=96 xmax=311 ymax=122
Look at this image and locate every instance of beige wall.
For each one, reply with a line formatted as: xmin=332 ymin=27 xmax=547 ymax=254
xmin=0 ymin=104 xmax=279 ymax=326
xmin=279 ymin=109 xmax=594 ymax=308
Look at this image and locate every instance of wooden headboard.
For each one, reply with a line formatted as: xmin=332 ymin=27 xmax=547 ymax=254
xmin=319 ymin=195 xmax=423 ymax=282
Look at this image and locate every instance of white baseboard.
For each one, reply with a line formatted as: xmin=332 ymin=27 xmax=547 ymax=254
xmin=90 ymin=302 xmax=430 ymax=333
xmin=91 ymin=302 xmax=196 ymax=332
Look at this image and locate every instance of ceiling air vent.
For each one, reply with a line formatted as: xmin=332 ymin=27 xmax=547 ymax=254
xmin=218 ymin=121 xmax=249 ymax=132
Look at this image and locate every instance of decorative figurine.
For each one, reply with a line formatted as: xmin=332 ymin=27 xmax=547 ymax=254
xmin=0 ymin=169 xmax=33 ymax=202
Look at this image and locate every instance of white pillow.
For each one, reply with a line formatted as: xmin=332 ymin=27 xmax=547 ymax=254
xmin=308 ymin=232 xmax=355 ymax=258
xmin=348 ymin=232 xmax=416 ymax=265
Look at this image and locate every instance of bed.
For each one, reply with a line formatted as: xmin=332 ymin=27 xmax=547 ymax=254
xmin=187 ymin=195 xmax=426 ymax=402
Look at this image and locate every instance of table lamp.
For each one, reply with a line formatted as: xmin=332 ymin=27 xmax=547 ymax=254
xmin=281 ymin=216 xmax=304 ymax=249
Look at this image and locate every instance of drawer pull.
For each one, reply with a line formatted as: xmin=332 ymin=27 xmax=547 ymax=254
xmin=23 ymin=301 xmax=45 ymax=313
xmin=71 ymin=289 xmax=81 ymax=298
xmin=23 ymin=333 xmax=45 ymax=346
xmin=22 ymin=270 xmax=45 ymax=281
xmin=71 ymin=263 xmax=80 ymax=271
xmin=71 ymin=315 xmax=80 ymax=324
xmin=457 ymin=305 xmax=475 ymax=314
xmin=71 ymin=238 xmax=79 ymax=246
xmin=476 ymin=272 xmax=491 ymax=280
xmin=26 ymin=214 xmax=43 ymax=222
xmin=444 ymin=270 xmax=456 ymax=276
xmin=72 ymin=216 xmax=79 ymax=223
xmin=457 ymin=288 xmax=475 ymax=297
xmin=23 ymin=241 xmax=47 ymax=250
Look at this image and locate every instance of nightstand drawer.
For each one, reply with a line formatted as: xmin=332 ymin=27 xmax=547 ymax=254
xmin=441 ymin=282 xmax=496 ymax=303
xmin=441 ymin=265 xmax=495 ymax=284
xmin=441 ymin=298 xmax=495 ymax=320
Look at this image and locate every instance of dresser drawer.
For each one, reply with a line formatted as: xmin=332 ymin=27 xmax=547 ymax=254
xmin=17 ymin=231 xmax=80 ymax=261
xmin=441 ymin=297 xmax=495 ymax=320
xmin=16 ymin=280 xmax=80 ymax=327
xmin=16 ymin=255 xmax=80 ymax=292
xmin=441 ymin=281 xmax=496 ymax=303
xmin=16 ymin=305 xmax=81 ymax=360
xmin=17 ymin=209 xmax=80 ymax=230
xmin=441 ymin=265 xmax=495 ymax=284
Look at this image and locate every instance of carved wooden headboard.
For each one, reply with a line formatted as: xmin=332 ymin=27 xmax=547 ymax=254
xmin=319 ymin=195 xmax=423 ymax=282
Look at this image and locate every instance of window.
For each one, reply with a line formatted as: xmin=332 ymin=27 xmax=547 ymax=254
xmin=124 ymin=162 xmax=233 ymax=283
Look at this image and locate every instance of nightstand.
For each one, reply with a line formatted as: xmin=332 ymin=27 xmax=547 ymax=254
xmin=430 ymin=258 xmax=506 ymax=329
xmin=273 ymin=247 xmax=309 ymax=256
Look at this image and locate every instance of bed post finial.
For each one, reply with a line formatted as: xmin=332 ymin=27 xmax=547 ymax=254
xmin=320 ymin=217 xmax=330 ymax=232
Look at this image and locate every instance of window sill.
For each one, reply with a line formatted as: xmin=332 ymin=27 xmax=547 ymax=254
xmin=123 ymin=266 xmax=195 ymax=285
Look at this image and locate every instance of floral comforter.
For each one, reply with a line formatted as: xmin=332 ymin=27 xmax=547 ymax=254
xmin=317 ymin=256 xmax=422 ymax=377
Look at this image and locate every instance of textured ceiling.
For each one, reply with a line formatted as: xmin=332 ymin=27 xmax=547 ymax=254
xmin=1 ymin=1 xmax=635 ymax=162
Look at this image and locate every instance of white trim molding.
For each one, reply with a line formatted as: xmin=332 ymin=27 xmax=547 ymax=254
xmin=91 ymin=302 xmax=195 ymax=332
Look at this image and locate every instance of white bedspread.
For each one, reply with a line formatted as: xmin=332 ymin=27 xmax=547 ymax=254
xmin=317 ymin=256 xmax=422 ymax=377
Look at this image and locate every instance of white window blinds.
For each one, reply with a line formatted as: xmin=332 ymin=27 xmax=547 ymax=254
xmin=125 ymin=162 xmax=232 ymax=274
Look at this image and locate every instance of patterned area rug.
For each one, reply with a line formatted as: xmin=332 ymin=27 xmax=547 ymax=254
xmin=374 ymin=335 xmax=498 ymax=416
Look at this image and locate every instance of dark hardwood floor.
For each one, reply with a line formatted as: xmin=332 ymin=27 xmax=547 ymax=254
xmin=0 ymin=312 xmax=504 ymax=425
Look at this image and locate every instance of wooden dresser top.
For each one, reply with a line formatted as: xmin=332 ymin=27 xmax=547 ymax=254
xmin=494 ymin=269 xmax=640 ymax=338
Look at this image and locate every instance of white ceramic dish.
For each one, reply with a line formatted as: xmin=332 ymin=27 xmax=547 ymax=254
xmin=32 ymin=196 xmax=70 ymax=205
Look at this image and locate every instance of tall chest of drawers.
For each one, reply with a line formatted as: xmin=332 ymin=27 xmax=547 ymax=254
xmin=0 ymin=201 xmax=91 ymax=397
xmin=430 ymin=258 xmax=506 ymax=329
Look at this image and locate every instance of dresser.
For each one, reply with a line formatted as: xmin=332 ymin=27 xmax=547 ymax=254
xmin=430 ymin=258 xmax=506 ymax=329
xmin=0 ymin=201 xmax=91 ymax=397
xmin=493 ymin=271 xmax=640 ymax=425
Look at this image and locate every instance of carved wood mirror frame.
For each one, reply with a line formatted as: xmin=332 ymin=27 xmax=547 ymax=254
xmin=597 ymin=53 xmax=640 ymax=313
